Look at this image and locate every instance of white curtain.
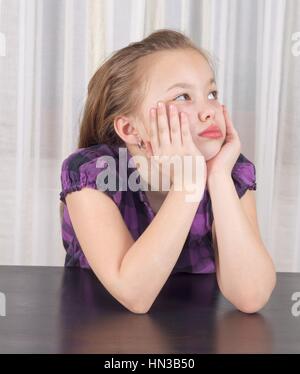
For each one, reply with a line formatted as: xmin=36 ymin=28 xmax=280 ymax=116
xmin=0 ymin=0 xmax=299 ymax=271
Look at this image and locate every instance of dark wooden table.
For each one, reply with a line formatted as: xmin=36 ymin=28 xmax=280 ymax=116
xmin=0 ymin=266 xmax=299 ymax=353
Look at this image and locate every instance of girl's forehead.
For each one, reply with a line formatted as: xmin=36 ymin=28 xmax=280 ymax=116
xmin=141 ymin=60 xmax=213 ymax=102
xmin=144 ymin=51 xmax=213 ymax=89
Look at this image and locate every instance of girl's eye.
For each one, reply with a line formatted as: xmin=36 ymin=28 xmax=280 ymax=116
xmin=173 ymin=90 xmax=219 ymax=102
xmin=208 ymin=90 xmax=219 ymax=100
xmin=174 ymin=93 xmax=190 ymax=101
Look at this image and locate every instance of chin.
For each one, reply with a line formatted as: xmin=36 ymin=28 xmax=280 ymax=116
xmin=201 ymin=147 xmax=222 ymax=161
xmin=196 ymin=136 xmax=223 ymax=159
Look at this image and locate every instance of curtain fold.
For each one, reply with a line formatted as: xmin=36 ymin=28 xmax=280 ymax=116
xmin=0 ymin=0 xmax=299 ymax=271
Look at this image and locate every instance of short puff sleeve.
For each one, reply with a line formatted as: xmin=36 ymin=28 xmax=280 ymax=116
xmin=231 ymin=153 xmax=257 ymax=198
xmin=59 ymin=145 xmax=122 ymax=205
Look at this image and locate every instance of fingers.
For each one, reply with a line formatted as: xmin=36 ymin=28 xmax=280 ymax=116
xmin=223 ymin=104 xmax=239 ymax=138
xmin=149 ymin=102 xmax=193 ymax=154
xmin=149 ymin=108 xmax=159 ymax=156
xmin=223 ymin=104 xmax=233 ymax=128
xmin=139 ymin=114 xmax=151 ymax=141
xmin=157 ymin=102 xmax=171 ymax=147
xmin=168 ymin=104 xmax=182 ymax=147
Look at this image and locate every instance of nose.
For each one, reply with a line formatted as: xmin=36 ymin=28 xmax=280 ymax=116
xmin=199 ymin=107 xmax=215 ymax=123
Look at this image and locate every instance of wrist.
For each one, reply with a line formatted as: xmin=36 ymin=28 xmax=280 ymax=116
xmin=207 ymin=171 xmax=232 ymax=188
xmin=170 ymin=183 xmax=204 ymax=203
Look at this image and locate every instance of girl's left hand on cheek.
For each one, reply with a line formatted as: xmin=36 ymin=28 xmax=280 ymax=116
xmin=206 ymin=104 xmax=241 ymax=178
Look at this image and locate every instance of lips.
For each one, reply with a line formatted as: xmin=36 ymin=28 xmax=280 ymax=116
xmin=198 ymin=124 xmax=222 ymax=137
xmin=198 ymin=125 xmax=222 ymax=135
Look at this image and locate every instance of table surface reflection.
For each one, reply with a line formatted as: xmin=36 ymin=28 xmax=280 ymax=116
xmin=0 ymin=266 xmax=299 ymax=353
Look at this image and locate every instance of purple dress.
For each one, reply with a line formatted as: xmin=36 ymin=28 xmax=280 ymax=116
xmin=59 ymin=144 xmax=256 ymax=274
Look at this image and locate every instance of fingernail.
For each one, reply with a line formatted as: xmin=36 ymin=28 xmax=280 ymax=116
xmin=158 ymin=101 xmax=164 ymax=108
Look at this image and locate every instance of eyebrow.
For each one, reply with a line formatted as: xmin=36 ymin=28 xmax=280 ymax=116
xmin=166 ymin=77 xmax=216 ymax=92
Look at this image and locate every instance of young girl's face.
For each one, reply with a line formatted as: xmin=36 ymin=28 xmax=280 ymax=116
xmin=138 ymin=49 xmax=226 ymax=161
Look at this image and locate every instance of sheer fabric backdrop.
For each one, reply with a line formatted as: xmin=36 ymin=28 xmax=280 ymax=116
xmin=0 ymin=0 xmax=299 ymax=271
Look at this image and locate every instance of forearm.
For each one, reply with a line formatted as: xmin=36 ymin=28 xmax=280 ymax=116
xmin=208 ymin=172 xmax=276 ymax=313
xmin=119 ymin=185 xmax=202 ymax=313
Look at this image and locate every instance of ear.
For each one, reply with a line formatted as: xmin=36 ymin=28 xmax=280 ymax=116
xmin=113 ymin=115 xmax=139 ymax=145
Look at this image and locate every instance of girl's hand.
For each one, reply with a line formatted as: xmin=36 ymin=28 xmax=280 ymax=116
xmin=206 ymin=104 xmax=241 ymax=179
xmin=143 ymin=101 xmax=207 ymax=195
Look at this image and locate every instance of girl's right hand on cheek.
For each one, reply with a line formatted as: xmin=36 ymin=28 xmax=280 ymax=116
xmin=144 ymin=101 xmax=207 ymax=196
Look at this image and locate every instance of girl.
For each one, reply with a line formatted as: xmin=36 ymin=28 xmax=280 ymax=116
xmin=59 ymin=29 xmax=276 ymax=314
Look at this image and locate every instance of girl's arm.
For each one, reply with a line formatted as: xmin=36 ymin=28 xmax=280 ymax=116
xmin=119 ymin=185 xmax=201 ymax=313
xmin=208 ymin=172 xmax=276 ymax=313
xmin=66 ymin=102 xmax=206 ymax=314
xmin=66 ymin=184 xmax=201 ymax=314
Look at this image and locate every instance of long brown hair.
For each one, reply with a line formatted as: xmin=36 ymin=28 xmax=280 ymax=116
xmin=77 ymin=28 xmax=216 ymax=149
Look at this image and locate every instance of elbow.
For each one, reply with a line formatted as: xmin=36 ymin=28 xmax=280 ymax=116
xmin=114 ymin=292 xmax=150 ymax=314
xmin=126 ymin=299 xmax=151 ymax=314
xmin=122 ymin=293 xmax=151 ymax=314
xmin=235 ymin=277 xmax=277 ymax=314
xmin=117 ymin=296 xmax=150 ymax=314
xmin=235 ymin=296 xmax=269 ymax=314
xmin=115 ymin=279 xmax=152 ymax=315
xmin=225 ymin=273 xmax=277 ymax=315
xmin=129 ymin=305 xmax=150 ymax=315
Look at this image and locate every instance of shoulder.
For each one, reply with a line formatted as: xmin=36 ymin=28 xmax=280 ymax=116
xmin=61 ymin=143 xmax=119 ymax=173
xmin=60 ymin=143 xmax=123 ymax=204
xmin=231 ymin=152 xmax=257 ymax=198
